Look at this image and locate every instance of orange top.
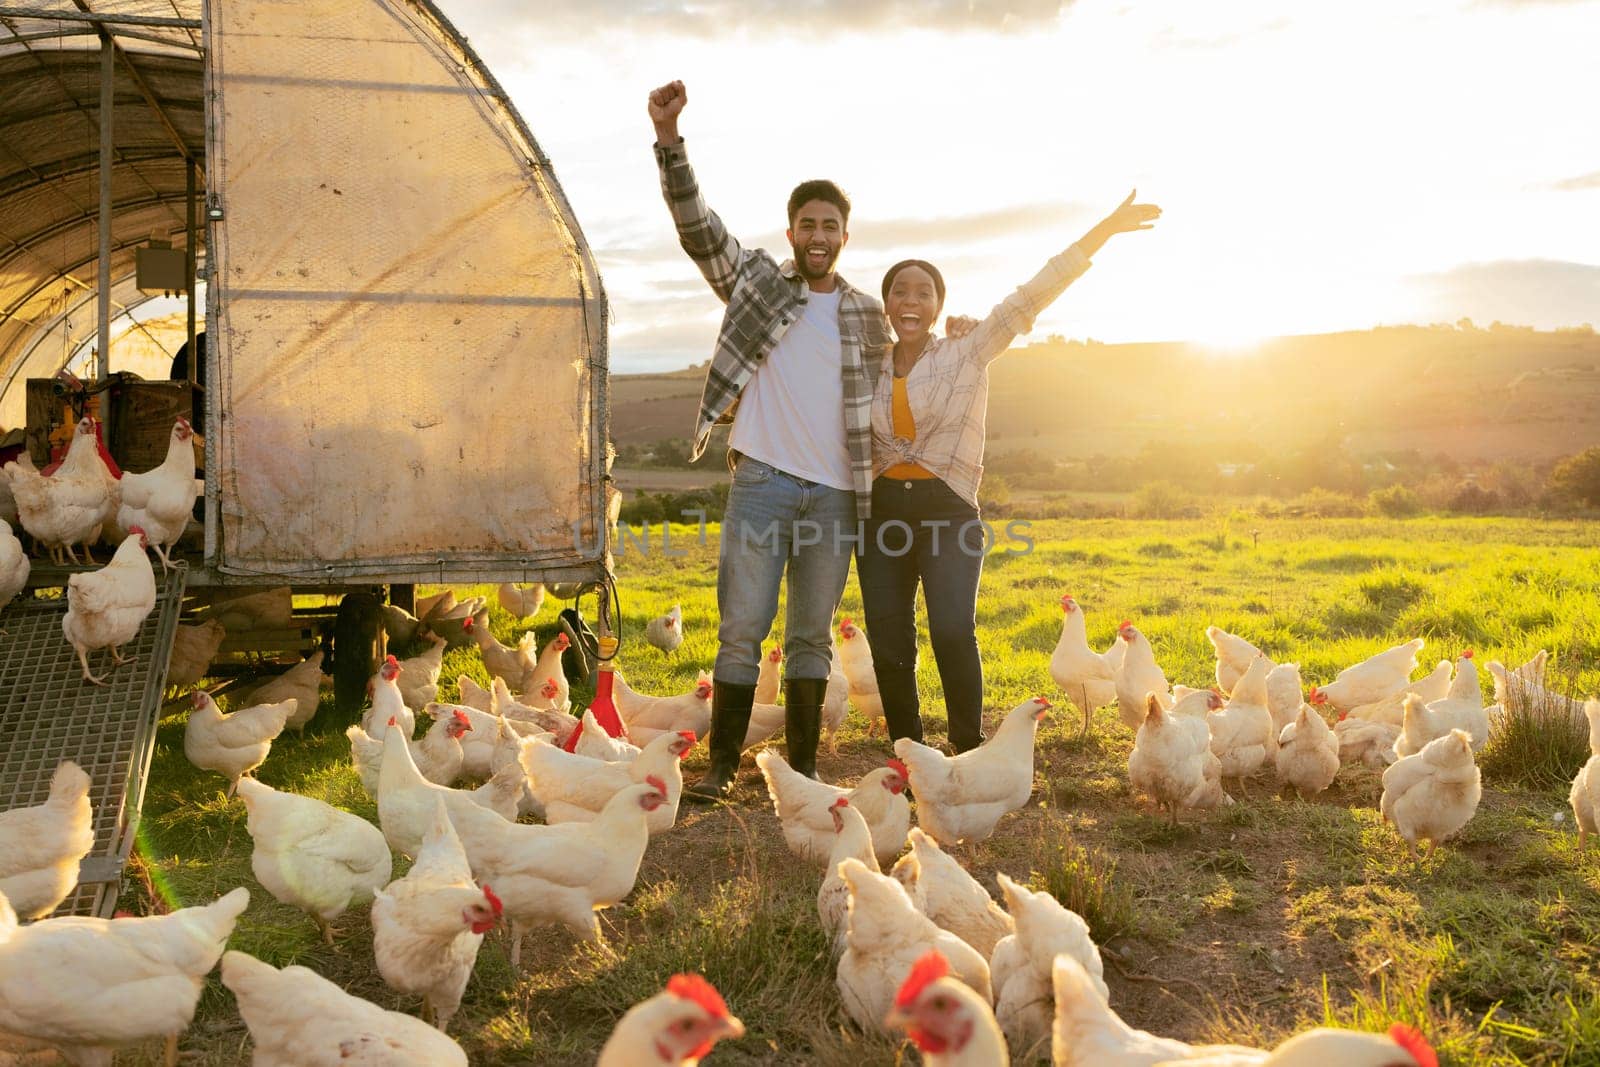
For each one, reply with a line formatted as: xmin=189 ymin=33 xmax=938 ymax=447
xmin=882 ymin=375 xmax=937 ymax=480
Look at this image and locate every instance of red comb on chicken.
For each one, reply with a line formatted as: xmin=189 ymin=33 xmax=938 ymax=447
xmin=668 ymin=973 xmax=730 ymax=1019
xmin=1389 ymin=1024 xmax=1437 ymax=1067
xmin=895 ymin=950 xmax=950 ymax=1010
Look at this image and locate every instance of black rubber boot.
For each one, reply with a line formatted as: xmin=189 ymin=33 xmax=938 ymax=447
xmin=783 ymin=677 xmax=828 ymax=780
xmin=876 ymin=666 xmax=925 ymax=745
xmin=683 ymin=680 xmax=757 ymax=804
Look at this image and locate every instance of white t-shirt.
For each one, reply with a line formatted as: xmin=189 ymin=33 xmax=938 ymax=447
xmin=728 ymin=286 xmax=851 ymax=490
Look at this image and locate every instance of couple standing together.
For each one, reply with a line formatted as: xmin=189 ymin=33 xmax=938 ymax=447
xmin=647 ymin=80 xmax=1161 ymax=803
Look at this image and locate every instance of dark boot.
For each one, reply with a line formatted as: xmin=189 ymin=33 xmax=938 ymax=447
xmin=876 ymin=666 xmax=924 ymax=745
xmin=683 ymin=680 xmax=757 ymax=804
xmin=783 ymin=677 xmax=828 ymax=779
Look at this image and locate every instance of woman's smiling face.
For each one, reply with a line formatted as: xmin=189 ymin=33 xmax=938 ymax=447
xmin=885 ymin=264 xmax=943 ymax=345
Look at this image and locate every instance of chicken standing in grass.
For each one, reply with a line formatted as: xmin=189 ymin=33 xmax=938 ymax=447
xmin=363 ymin=655 xmax=415 ymax=740
xmin=1051 ymin=596 xmax=1124 ymax=734
xmin=0 ymin=762 xmax=94 ymax=921
xmin=755 ymin=644 xmax=783 ymax=704
xmin=1569 ymin=700 xmax=1600 ymax=850
xmin=885 ymin=951 xmax=1009 ymax=1067
xmin=184 ymin=690 xmax=293 ymax=797
xmin=889 ymin=829 xmax=1012 ymax=958
xmin=455 ymin=673 xmax=493 ymax=712
xmin=164 ymin=620 xmax=226 ymax=693
xmin=1205 ymin=625 xmax=1264 ymax=694
xmin=1207 ymin=654 xmax=1275 ymax=789
xmin=1346 ymin=659 xmax=1452 ymax=725
xmin=113 ymin=418 xmax=197 ymax=572
xmin=645 ymin=604 xmax=685 ymax=653
xmin=1113 ymin=621 xmax=1171 ymax=730
xmin=1263 ymin=662 xmax=1304 ymax=736
xmin=1309 ymin=637 xmax=1425 ymax=713
xmin=497 ymin=581 xmax=544 ymax=620
xmin=520 ymin=731 xmax=693 ymax=834
xmin=0 ymin=886 xmax=249 ymax=1067
xmin=250 ymin=651 xmax=327 ymax=733
xmin=757 ymin=751 xmax=910 ymax=865
xmin=396 ymin=634 xmax=448 ymax=711
xmin=836 ymin=858 xmax=992 ymax=1035
xmin=613 ymin=669 xmax=713 ymax=743
xmin=894 ymin=697 xmax=1051 ymax=847
xmin=574 ymin=709 xmax=642 ymax=762
xmin=1129 ymin=690 xmax=1231 ymax=824
xmin=371 ymin=801 xmax=501 ymax=1033
xmin=61 ymin=528 xmax=157 ymax=685
xmin=221 ymin=949 xmax=468 ymax=1066
xmin=1274 ymin=703 xmax=1340 ymax=800
xmin=597 ymin=974 xmax=745 ymax=1067
xmin=1381 ymin=728 xmax=1482 ymax=859
xmin=990 ymin=873 xmax=1106 ymax=1060
xmin=375 ymin=718 xmax=512 ymax=858
xmin=818 ymin=799 xmax=879 ymax=949
xmin=235 ymin=777 xmax=391 ymax=944
xmin=465 ymin=615 xmax=539 ymax=693
xmin=837 ymin=618 xmax=885 ymax=735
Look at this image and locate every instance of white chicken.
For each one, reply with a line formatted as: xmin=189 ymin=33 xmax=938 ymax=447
xmin=428 ymin=595 xmax=487 ymax=650
xmin=364 ymin=655 xmax=415 ymax=740
xmin=574 ymin=709 xmax=642 ymax=762
xmin=837 ymin=618 xmax=885 ymax=735
xmin=113 ymin=418 xmax=196 ymax=571
xmin=525 ymin=631 xmax=571 ymax=708
xmin=889 ymin=828 xmax=1012 ymax=958
xmin=0 ymin=886 xmax=248 ymax=1067
xmin=1346 ymin=659 xmax=1452 ymax=725
xmin=1569 ymin=700 xmax=1600 ymax=850
xmin=411 ymin=707 xmax=473 ymax=786
xmin=469 ymin=760 xmax=533 ymax=823
xmin=374 ymin=721 xmax=512 ymax=858
xmin=1208 ymin=654 xmax=1275 ymax=788
xmin=894 ymin=696 xmax=1051 ymax=847
xmin=990 ymin=872 xmax=1106 ymax=1060
xmin=520 ymin=731 xmax=692 ymax=834
xmin=1050 ymin=953 xmax=1435 ymax=1067
xmin=492 ymin=676 xmax=577 ymax=744
xmin=444 ymin=704 xmax=538 ymax=779
xmin=235 ymin=777 xmax=391 ymax=944
xmin=741 ymin=698 xmax=788 ymax=750
xmin=454 ymin=673 xmax=493 ymax=712
xmin=497 ymin=581 xmax=545 ymax=620
xmin=885 ymin=950 xmax=1010 ymax=1067
xmin=835 ymin=858 xmax=992 ymax=1035
xmin=465 ymin=615 xmax=538 ymax=693
xmin=613 ymin=669 xmax=713 ymax=743
xmin=597 ymin=973 xmax=745 ymax=1067
xmin=1050 ymin=596 xmax=1123 ymax=734
xmin=164 ymin=619 xmax=226 ymax=693
xmin=757 ymin=750 xmax=910 ymax=866
xmin=449 ymin=779 xmax=667 ymax=965
xmin=1335 ymin=716 xmax=1402 ymax=769
xmin=755 ymin=644 xmax=783 ymax=705
xmin=371 ymin=800 xmax=500 ymax=1032
xmin=61 ymin=528 xmax=156 ymax=685
xmin=1129 ymin=690 xmax=1230 ymax=824
xmin=1113 ymin=621 xmax=1171 ymax=731
xmin=250 ymin=651 xmax=327 ymax=733
xmin=396 ymin=634 xmax=447 ymax=711
xmin=184 ymin=690 xmax=292 ymax=796
xmin=1 ymin=518 xmax=30 ymax=619
xmin=1205 ymin=625 xmax=1264 ymax=694
xmin=1309 ymin=638 xmax=1425 ymax=713
xmin=0 ymin=762 xmax=94 ymax=921
xmin=1274 ymin=703 xmax=1340 ymax=799
xmin=818 ymin=799 xmax=879 ymax=950
xmin=646 ymin=603 xmax=685 ymax=653
xmin=1394 ymin=653 xmax=1492 ymax=756
xmin=1381 ymin=728 xmax=1482 ymax=859
xmin=220 ymin=949 xmax=468 ymax=1066
xmin=4 ymin=418 xmax=116 ymax=565
xmin=1263 ymin=662 xmax=1303 ymax=737
xmin=1487 ymin=650 xmax=1584 ymax=723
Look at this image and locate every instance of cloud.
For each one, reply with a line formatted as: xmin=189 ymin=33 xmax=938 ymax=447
xmin=1406 ymin=259 xmax=1600 ymax=328
xmin=1551 ymin=171 xmax=1600 ymax=191
xmin=452 ymin=0 xmax=1071 ymax=38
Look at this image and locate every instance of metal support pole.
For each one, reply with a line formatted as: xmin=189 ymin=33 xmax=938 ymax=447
xmin=185 ymin=157 xmax=197 ymax=381
xmin=96 ymin=38 xmax=112 ymax=388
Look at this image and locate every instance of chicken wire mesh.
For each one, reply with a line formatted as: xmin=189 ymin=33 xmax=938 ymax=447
xmin=0 ymin=563 xmax=186 ymax=918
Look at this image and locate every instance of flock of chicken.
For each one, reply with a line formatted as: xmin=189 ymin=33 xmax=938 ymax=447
xmin=1 ymin=426 xmax=1595 ymax=1063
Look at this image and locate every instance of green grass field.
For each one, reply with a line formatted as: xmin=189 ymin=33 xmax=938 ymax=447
xmin=121 ymin=516 xmax=1600 ymax=1065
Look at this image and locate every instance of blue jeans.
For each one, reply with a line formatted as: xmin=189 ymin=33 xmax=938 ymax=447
xmin=714 ymin=455 xmax=859 ymax=686
xmin=856 ymin=476 xmax=987 ymax=751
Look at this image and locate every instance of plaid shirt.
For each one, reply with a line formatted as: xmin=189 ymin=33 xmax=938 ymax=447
xmin=654 ymin=140 xmax=892 ymax=518
xmin=873 ymin=246 xmax=1092 ymax=508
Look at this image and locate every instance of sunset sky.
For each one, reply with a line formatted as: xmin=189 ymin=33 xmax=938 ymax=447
xmin=448 ymin=0 xmax=1599 ymax=374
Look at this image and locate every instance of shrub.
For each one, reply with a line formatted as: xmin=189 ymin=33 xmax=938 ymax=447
xmin=1548 ymin=446 xmax=1600 ymax=507
xmin=1029 ymin=828 xmax=1138 ymax=942
xmin=978 ymin=473 xmax=1012 ymax=511
xmin=1370 ymin=484 xmax=1423 ymax=517
xmin=1287 ymin=487 xmax=1367 ymax=518
xmin=1448 ymin=482 xmax=1501 ymax=514
xmin=1129 ymin=480 xmax=1197 ymax=519
xmin=1480 ymin=689 xmax=1591 ymax=791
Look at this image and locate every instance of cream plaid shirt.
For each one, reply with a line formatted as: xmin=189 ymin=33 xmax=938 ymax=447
xmin=655 ymin=140 xmax=892 ymax=518
xmin=873 ymin=246 xmax=1092 ymax=508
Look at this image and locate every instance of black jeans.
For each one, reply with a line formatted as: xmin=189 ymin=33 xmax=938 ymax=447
xmin=856 ymin=476 xmax=987 ymax=752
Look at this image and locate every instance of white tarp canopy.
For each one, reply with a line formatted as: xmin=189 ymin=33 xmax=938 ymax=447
xmin=0 ymin=0 xmax=610 ymax=584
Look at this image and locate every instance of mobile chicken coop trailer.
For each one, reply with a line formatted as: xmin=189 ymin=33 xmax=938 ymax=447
xmin=0 ymin=0 xmax=611 ymax=917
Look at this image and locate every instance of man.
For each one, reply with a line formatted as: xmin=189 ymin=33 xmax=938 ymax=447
xmin=650 ymin=79 xmax=888 ymax=801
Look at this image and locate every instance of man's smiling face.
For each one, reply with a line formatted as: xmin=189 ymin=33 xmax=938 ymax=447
xmin=788 ymin=199 xmax=847 ymax=282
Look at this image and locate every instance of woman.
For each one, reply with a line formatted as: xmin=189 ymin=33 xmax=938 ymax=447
xmin=858 ymin=191 xmax=1160 ymax=751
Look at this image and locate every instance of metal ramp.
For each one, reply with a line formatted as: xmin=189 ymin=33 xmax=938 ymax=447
xmin=0 ymin=563 xmax=187 ymax=918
